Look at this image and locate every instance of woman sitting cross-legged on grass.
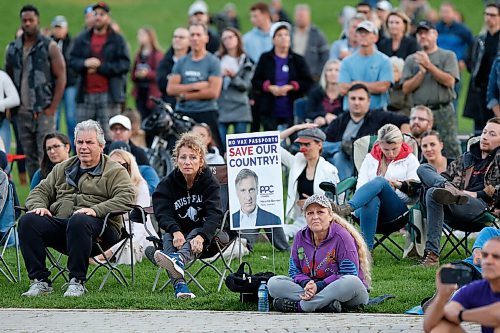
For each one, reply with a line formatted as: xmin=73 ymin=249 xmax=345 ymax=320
xmin=331 ymin=124 xmax=420 ymax=251
xmin=268 ymin=194 xmax=371 ymax=313
xmin=147 ymin=133 xmax=223 ymax=299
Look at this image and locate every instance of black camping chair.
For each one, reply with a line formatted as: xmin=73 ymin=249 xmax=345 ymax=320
xmin=140 ymin=164 xmax=238 ymax=293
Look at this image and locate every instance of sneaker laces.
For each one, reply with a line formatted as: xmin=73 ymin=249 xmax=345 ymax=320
xmin=62 ymin=279 xmax=88 ymax=293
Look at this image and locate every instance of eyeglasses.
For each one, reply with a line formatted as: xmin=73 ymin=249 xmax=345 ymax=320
xmin=46 ymin=144 xmax=64 ymax=152
xmin=119 ymin=162 xmax=130 ymax=172
xmin=410 ymin=116 xmax=429 ymax=122
xmin=173 ymin=35 xmax=187 ymax=39
xmin=485 ymin=12 xmax=498 ymax=17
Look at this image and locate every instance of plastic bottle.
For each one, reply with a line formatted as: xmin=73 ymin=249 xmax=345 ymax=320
xmin=257 ymin=281 xmax=269 ymax=312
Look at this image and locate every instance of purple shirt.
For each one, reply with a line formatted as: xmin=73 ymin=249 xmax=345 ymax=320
xmin=273 ymin=54 xmax=291 ymax=119
xmin=291 ymin=222 xmax=367 ymax=289
xmin=452 ymin=279 xmax=500 ymax=333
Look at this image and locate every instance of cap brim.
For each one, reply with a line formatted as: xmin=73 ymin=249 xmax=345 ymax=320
xmin=294 ymin=137 xmax=315 ymax=144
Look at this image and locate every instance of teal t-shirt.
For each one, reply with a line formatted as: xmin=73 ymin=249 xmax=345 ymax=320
xmin=172 ymin=52 xmax=221 ymax=113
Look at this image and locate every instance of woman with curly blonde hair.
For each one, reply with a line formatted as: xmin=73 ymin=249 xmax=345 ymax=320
xmin=268 ymin=194 xmax=371 ymax=313
xmin=149 ymin=133 xmax=223 ymax=299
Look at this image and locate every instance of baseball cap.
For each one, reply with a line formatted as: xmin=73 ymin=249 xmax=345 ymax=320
xmin=294 ymin=127 xmax=326 ymax=144
xmin=108 ymin=141 xmax=131 ymax=153
xmin=109 ymin=115 xmax=131 ymax=131
xmin=270 ymin=21 xmax=292 ymax=38
xmin=376 ymin=0 xmax=393 ymax=12
xmin=356 ymin=20 xmax=379 ymax=35
xmin=188 ymin=1 xmax=208 ymax=16
xmin=302 ymin=194 xmax=332 ymax=212
xmin=51 ymin=15 xmax=68 ymax=28
xmin=416 ymin=20 xmax=436 ymax=32
xmin=93 ymin=2 xmax=110 ymax=13
xmin=84 ymin=5 xmax=93 ymax=15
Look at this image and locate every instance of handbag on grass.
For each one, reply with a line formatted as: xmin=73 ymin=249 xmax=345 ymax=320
xmin=225 ymin=262 xmax=274 ymax=301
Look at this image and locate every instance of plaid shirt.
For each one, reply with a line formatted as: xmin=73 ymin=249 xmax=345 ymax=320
xmin=444 ymin=143 xmax=500 ymax=208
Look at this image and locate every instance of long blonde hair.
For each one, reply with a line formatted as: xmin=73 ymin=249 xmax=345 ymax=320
xmin=376 ymin=124 xmax=403 ymax=177
xmin=109 ymin=149 xmax=143 ymax=198
xmin=333 ymin=213 xmax=372 ymax=287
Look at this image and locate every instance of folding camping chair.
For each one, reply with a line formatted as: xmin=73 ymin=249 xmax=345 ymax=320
xmin=86 ymin=210 xmax=136 ymax=290
xmin=440 ymin=211 xmax=499 ymax=260
xmin=326 ymin=134 xmax=422 ymax=260
xmin=140 ymin=164 xmax=238 ymax=293
xmin=16 ymin=207 xmax=134 ymax=290
xmin=0 ymin=176 xmax=21 ymax=283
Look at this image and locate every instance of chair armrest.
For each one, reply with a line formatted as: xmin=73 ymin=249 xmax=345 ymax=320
xmin=336 ymin=177 xmax=357 ymax=195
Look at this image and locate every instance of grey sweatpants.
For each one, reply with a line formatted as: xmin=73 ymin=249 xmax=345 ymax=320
xmin=267 ymin=275 xmax=369 ymax=312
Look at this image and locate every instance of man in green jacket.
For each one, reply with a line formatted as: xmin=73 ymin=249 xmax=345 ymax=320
xmin=18 ymin=119 xmax=135 ymax=297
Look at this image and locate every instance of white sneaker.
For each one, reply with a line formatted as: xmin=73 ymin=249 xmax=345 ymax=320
xmin=21 ymin=279 xmax=53 ymax=297
xmin=63 ymin=278 xmax=87 ymax=297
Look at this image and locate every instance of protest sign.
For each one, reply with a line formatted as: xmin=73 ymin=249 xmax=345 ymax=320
xmin=227 ymin=131 xmax=284 ymax=230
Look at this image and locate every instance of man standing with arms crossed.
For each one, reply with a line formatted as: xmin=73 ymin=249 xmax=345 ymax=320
xmin=167 ymin=23 xmax=223 ymax=150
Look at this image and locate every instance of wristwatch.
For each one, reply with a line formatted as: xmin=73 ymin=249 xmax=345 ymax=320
xmin=458 ymin=309 xmax=465 ymax=322
xmin=179 ymin=93 xmax=186 ymax=102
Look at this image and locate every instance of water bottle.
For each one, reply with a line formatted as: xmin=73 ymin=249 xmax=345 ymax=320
xmin=257 ymin=281 xmax=269 ymax=312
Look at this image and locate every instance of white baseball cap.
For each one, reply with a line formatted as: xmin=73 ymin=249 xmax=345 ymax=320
xmin=356 ymin=20 xmax=379 ymax=35
xmin=109 ymin=115 xmax=131 ymax=130
xmin=270 ymin=21 xmax=292 ymax=38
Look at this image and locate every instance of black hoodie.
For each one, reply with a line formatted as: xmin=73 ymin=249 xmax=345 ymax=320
xmin=152 ymin=167 xmax=222 ymax=244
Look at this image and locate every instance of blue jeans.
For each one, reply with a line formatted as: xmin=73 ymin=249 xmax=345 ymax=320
xmin=56 ymin=86 xmax=77 ymax=149
xmin=348 ymin=177 xmax=408 ymax=250
xmin=322 ymin=141 xmax=354 ymax=181
xmin=0 ymin=118 xmax=11 ymax=153
xmin=218 ymin=122 xmax=249 ymax=151
xmin=417 ymin=164 xmax=489 ymax=254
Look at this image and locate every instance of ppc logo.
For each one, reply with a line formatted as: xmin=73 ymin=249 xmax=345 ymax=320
xmin=260 ymin=185 xmax=274 ymax=195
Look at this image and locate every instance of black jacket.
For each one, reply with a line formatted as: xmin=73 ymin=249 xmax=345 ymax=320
xmin=325 ymin=109 xmax=409 ymax=142
xmin=251 ymin=48 xmax=313 ymax=118
xmin=305 ymin=85 xmax=343 ymax=121
xmin=52 ymin=33 xmax=78 ymax=87
xmin=156 ymin=47 xmax=177 ymax=107
xmin=69 ymin=28 xmax=130 ymax=103
xmin=152 ymin=167 xmax=222 ymax=244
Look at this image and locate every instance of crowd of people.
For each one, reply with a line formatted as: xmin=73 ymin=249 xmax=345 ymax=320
xmin=1 ymin=0 xmax=499 ymax=328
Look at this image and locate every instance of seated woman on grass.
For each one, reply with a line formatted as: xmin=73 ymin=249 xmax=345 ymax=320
xmin=149 ymin=133 xmax=223 ymax=299
xmin=268 ymin=194 xmax=371 ymax=313
xmin=331 ymin=124 xmax=420 ymax=251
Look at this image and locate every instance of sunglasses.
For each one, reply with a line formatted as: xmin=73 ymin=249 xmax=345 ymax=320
xmin=119 ymin=162 xmax=130 ymax=172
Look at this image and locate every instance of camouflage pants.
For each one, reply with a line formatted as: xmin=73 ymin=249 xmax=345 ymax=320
xmin=432 ymin=104 xmax=461 ymax=158
xmin=15 ymin=108 xmax=56 ymax=180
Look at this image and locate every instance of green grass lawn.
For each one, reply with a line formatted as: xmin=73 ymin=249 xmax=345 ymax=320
xmin=0 ymin=0 xmax=488 ymax=313
xmin=1 ymin=236 xmax=465 ymax=313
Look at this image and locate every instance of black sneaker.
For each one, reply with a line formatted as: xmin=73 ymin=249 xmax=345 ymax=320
xmin=144 ymin=246 xmax=158 ymax=267
xmin=273 ymin=298 xmax=299 ymax=312
xmin=322 ymin=299 xmax=342 ymax=313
